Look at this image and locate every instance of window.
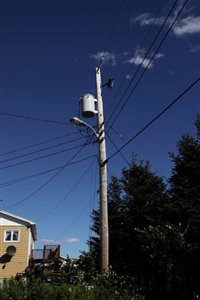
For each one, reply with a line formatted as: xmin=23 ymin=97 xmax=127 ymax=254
xmin=4 ymin=230 xmax=20 ymax=242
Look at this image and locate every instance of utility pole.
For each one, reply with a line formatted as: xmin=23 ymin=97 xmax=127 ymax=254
xmin=70 ymin=67 xmax=110 ymax=272
xmin=95 ymin=67 xmax=109 ymax=272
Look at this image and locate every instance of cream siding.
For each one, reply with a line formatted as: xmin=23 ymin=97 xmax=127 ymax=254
xmin=0 ymin=211 xmax=36 ymax=279
xmin=0 ymin=226 xmax=30 ymax=279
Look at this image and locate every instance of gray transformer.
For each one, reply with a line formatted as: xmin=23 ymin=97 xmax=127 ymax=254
xmin=79 ymin=93 xmax=97 ymax=118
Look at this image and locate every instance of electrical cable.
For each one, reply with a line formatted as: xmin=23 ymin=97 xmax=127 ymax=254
xmin=0 ymin=112 xmax=69 ymax=125
xmin=55 ymin=163 xmax=98 ymax=240
xmin=88 ymin=160 xmax=97 ymax=239
xmin=107 ymin=0 xmax=181 ymax=127
xmin=37 ymin=157 xmax=96 ymax=223
xmin=0 ymin=143 xmax=88 ymax=171
xmin=107 ymin=0 xmax=167 ymax=118
xmin=107 ymin=124 xmax=124 ymax=140
xmin=57 ymin=199 xmax=92 ymax=242
xmin=96 ymin=0 xmax=126 ymax=71
xmin=103 ymin=0 xmax=126 ymax=54
xmin=3 ymin=142 xmax=89 ymax=210
xmin=0 ymin=132 xmax=79 ymax=157
xmin=0 ymin=137 xmax=83 ymax=164
xmin=0 ymin=155 xmax=97 ymax=188
xmin=106 ymin=76 xmax=200 ymax=163
xmin=107 ymin=132 xmax=130 ymax=166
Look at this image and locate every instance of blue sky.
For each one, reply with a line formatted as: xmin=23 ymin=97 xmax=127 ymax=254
xmin=1 ymin=0 xmax=200 ymax=258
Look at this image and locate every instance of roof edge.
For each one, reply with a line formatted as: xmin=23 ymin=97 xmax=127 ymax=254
xmin=0 ymin=210 xmax=37 ymax=241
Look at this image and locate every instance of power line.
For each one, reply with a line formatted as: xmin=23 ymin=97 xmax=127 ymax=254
xmin=108 ymin=0 xmax=179 ymax=125
xmin=103 ymin=0 xmax=126 ymax=54
xmin=0 ymin=143 xmax=88 ymax=171
xmin=56 ymin=197 xmax=93 ymax=242
xmin=0 ymin=137 xmax=83 ymax=164
xmin=89 ymin=160 xmax=98 ymax=240
xmin=108 ymin=0 xmax=183 ymax=127
xmin=96 ymin=0 xmax=126 ymax=71
xmin=0 ymin=132 xmax=79 ymax=157
xmin=77 ymin=124 xmax=99 ymax=144
xmin=110 ymin=0 xmax=189 ymax=127
xmin=107 ymin=132 xmax=130 ymax=166
xmin=106 ymin=76 xmax=200 ymax=163
xmin=0 ymin=112 xmax=69 ymax=125
xmin=37 ymin=157 xmax=96 ymax=223
xmin=54 ymin=161 xmax=98 ymax=239
xmin=3 ymin=142 xmax=89 ymax=210
xmin=0 ymin=155 xmax=96 ymax=188
xmin=107 ymin=124 xmax=125 ymax=140
xmin=107 ymin=0 xmax=167 ymax=118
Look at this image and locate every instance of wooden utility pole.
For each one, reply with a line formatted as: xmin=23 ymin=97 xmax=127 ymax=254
xmin=95 ymin=67 xmax=109 ymax=272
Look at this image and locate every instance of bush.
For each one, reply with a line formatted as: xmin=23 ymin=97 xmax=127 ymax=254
xmin=91 ymin=270 xmax=143 ymax=300
xmin=0 ymin=277 xmax=28 ymax=300
xmin=0 ymin=274 xmax=143 ymax=300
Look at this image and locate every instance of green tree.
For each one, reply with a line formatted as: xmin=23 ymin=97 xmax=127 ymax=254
xmin=87 ymin=116 xmax=200 ymax=300
xmin=88 ymin=160 xmax=167 ymax=291
xmin=167 ymin=115 xmax=200 ymax=298
xmin=119 ymin=161 xmax=170 ymax=298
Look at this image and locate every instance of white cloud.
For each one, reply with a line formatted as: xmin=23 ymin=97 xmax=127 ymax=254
xmin=126 ymin=48 xmax=164 ymax=69
xmin=40 ymin=237 xmax=79 ymax=244
xmin=131 ymin=11 xmax=200 ymax=37
xmin=155 ymin=53 xmax=165 ymax=59
xmin=41 ymin=239 xmax=58 ymax=244
xmin=123 ymin=51 xmax=130 ymax=56
xmin=131 ymin=13 xmax=164 ymax=27
xmin=173 ymin=16 xmax=200 ymax=36
xmin=129 ymin=55 xmax=153 ymax=69
xmin=65 ymin=238 xmax=79 ymax=243
xmin=91 ymin=51 xmax=117 ymax=66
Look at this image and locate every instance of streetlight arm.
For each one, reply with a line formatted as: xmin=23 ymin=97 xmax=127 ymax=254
xmin=70 ymin=117 xmax=99 ymax=139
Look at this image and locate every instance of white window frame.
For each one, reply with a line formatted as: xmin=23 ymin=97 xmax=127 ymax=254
xmin=4 ymin=230 xmax=20 ymax=242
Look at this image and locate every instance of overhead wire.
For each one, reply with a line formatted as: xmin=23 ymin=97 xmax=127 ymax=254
xmin=107 ymin=124 xmax=125 ymax=140
xmin=88 ymin=160 xmax=98 ymax=241
xmin=0 ymin=112 xmax=69 ymax=125
xmin=107 ymin=132 xmax=130 ymax=166
xmin=3 ymin=141 xmax=90 ymax=210
xmin=108 ymin=0 xmax=180 ymax=125
xmin=96 ymin=0 xmax=126 ymax=71
xmin=37 ymin=157 xmax=97 ymax=223
xmin=108 ymin=0 xmax=188 ymax=127
xmin=0 ymin=137 xmax=83 ymax=164
xmin=55 ymin=161 xmax=98 ymax=240
xmin=105 ymin=76 xmax=200 ymax=163
xmin=107 ymin=0 xmax=167 ymax=118
xmin=103 ymin=0 xmax=126 ymax=54
xmin=0 ymin=132 xmax=79 ymax=157
xmin=0 ymin=143 xmax=88 ymax=171
xmin=77 ymin=125 xmax=99 ymax=144
xmin=57 ymin=198 xmax=94 ymax=243
xmin=0 ymin=155 xmax=97 ymax=188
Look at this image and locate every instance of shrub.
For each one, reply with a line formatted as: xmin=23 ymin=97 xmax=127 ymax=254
xmin=0 ymin=278 xmax=28 ymax=300
xmin=0 ymin=273 xmax=144 ymax=300
xmin=91 ymin=270 xmax=143 ymax=300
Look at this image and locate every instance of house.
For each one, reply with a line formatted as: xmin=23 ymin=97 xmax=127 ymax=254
xmin=0 ymin=210 xmax=37 ymax=280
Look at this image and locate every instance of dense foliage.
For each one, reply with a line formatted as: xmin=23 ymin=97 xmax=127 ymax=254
xmin=87 ymin=115 xmax=200 ymax=299
xmin=0 ymin=276 xmax=143 ymax=300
